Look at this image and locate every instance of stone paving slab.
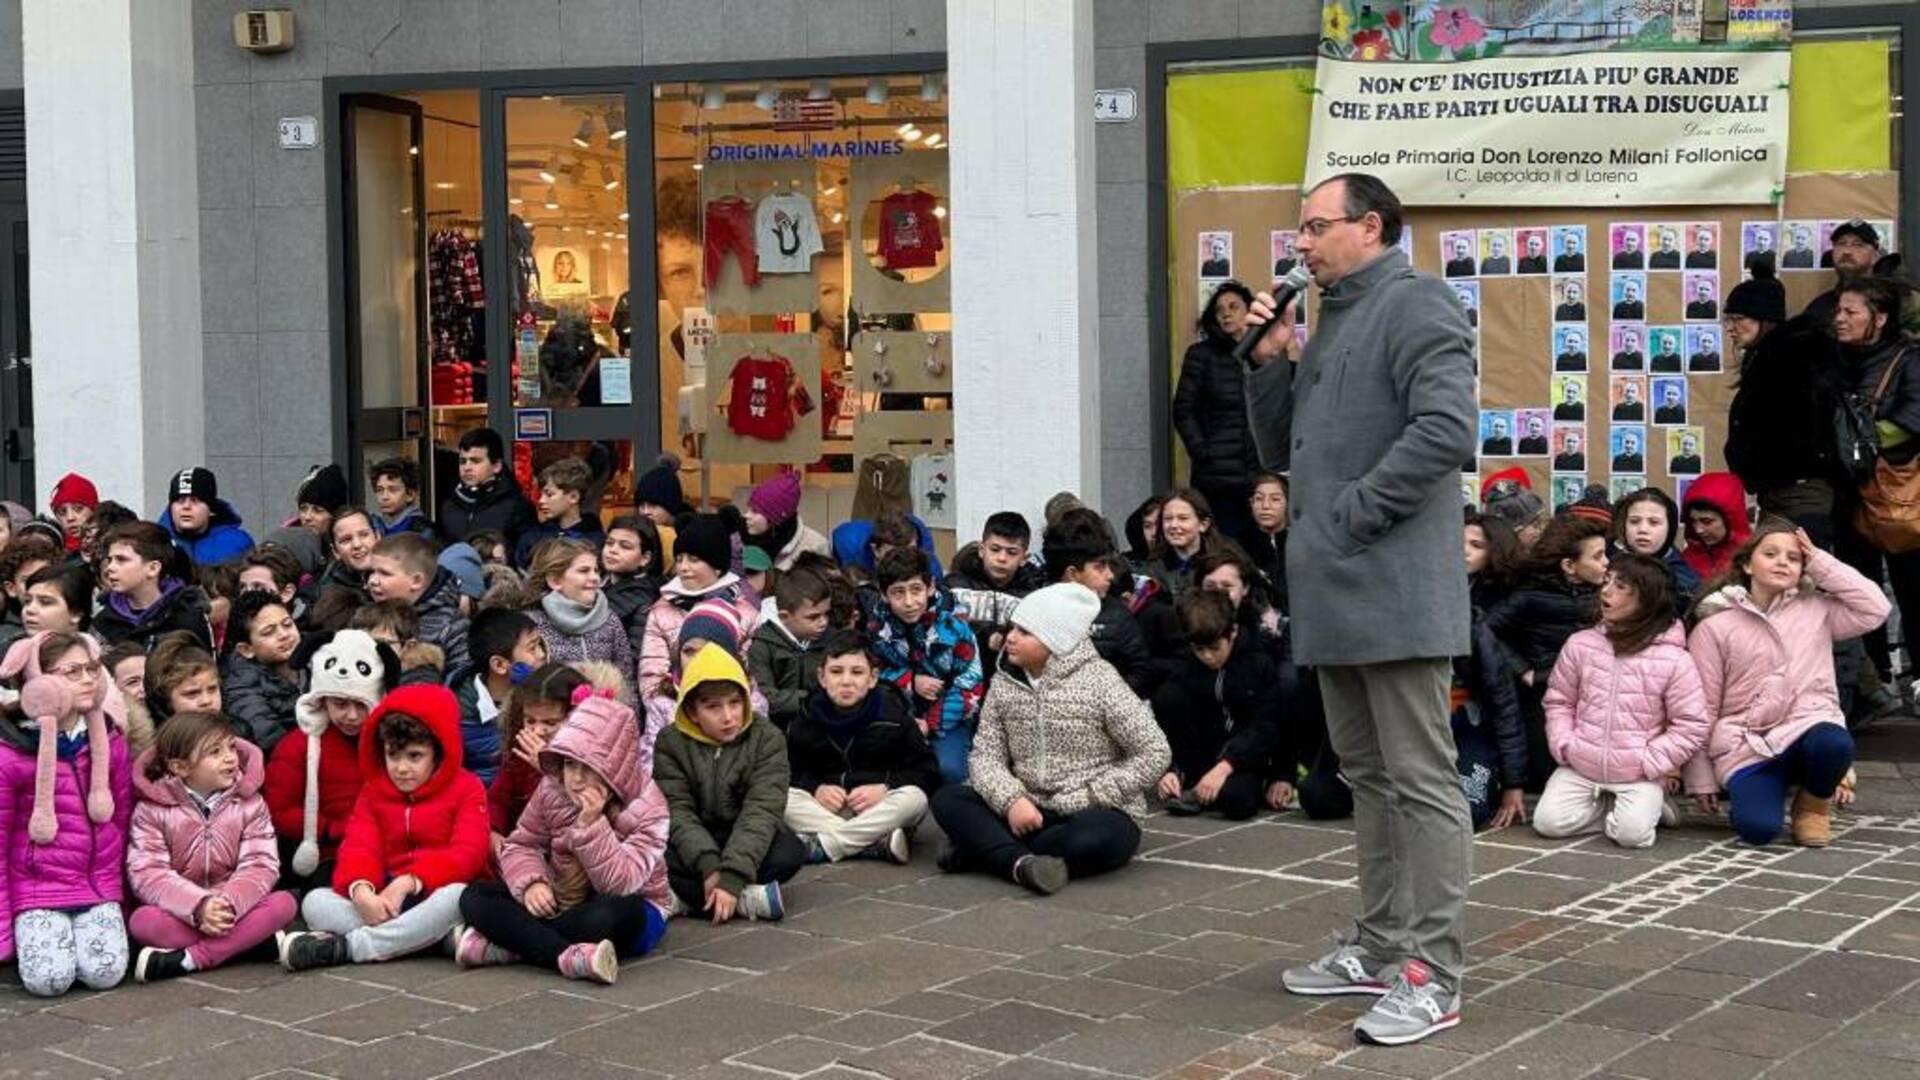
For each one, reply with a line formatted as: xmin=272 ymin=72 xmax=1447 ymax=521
xmin=11 ymin=730 xmax=1920 ymax=1079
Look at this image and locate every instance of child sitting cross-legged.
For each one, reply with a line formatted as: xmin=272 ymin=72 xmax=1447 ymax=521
xmin=654 ymin=644 xmax=802 ymax=922
xmin=127 ymin=713 xmax=297 ymax=981
xmin=1534 ymin=555 xmax=1710 ymax=849
xmin=864 ymin=546 xmax=984 ymax=785
xmin=279 ymin=684 xmax=489 ymax=970
xmin=455 ymin=690 xmax=670 ymax=984
xmin=0 ymin=632 xmax=135 ymax=996
xmin=1151 ymin=589 xmax=1280 ymax=821
xmin=784 ymin=629 xmax=940 ymax=865
xmin=930 ymin=584 xmax=1171 ymax=895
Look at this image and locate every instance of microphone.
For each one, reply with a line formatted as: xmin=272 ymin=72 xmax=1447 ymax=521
xmin=1234 ymin=265 xmax=1313 ymax=367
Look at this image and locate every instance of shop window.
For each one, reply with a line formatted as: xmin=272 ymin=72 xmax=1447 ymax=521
xmin=652 ymin=73 xmax=953 ymax=548
xmin=504 ymin=93 xmax=631 ymax=411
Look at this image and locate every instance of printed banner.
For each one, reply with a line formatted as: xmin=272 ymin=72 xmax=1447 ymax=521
xmin=1308 ymin=2 xmax=1792 ymax=206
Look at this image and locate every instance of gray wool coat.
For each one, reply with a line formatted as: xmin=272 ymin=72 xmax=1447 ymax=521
xmin=1244 ymin=247 xmax=1477 ymax=667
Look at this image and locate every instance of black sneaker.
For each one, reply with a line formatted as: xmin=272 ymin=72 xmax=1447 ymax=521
xmin=134 ymin=947 xmax=190 ymax=983
xmin=1013 ymin=854 xmax=1070 ymax=895
xmin=1164 ymin=792 xmax=1204 ymax=816
xmin=278 ymin=930 xmax=350 ymax=972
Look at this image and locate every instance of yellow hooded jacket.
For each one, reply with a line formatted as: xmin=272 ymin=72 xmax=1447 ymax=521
xmin=653 ymin=644 xmax=791 ymax=894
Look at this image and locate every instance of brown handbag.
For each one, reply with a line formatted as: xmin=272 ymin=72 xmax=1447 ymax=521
xmin=1853 ymin=344 xmax=1920 ymax=553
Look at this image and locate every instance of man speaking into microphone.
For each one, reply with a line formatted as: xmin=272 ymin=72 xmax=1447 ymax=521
xmin=1239 ymin=174 xmax=1477 ymax=1047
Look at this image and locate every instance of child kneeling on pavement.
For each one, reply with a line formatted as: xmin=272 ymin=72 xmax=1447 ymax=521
xmin=654 ymin=644 xmax=802 ymax=922
xmin=455 ymin=690 xmax=670 ymax=984
xmin=785 ymin=629 xmax=940 ymax=864
xmin=930 ymin=583 xmax=1170 ymax=894
xmin=279 ymin=684 xmax=489 ymax=970
xmin=1152 ymin=589 xmax=1281 ymax=820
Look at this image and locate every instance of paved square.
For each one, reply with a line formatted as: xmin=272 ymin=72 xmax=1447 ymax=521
xmin=8 ymin=721 xmax=1920 ymax=1079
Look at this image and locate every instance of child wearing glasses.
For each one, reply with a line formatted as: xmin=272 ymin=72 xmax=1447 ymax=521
xmin=0 ymin=631 xmax=135 ymax=995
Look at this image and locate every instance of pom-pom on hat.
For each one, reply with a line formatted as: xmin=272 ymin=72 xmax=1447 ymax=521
xmin=673 ymin=513 xmax=734 ymax=575
xmin=677 ymin=598 xmax=745 ymax=659
xmin=296 ymin=464 xmax=351 ymax=512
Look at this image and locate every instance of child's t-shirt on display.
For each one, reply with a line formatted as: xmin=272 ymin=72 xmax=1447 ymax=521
xmin=725 ymin=353 xmax=815 ymax=441
xmin=878 ymin=190 xmax=944 ymax=270
xmin=755 ymin=192 xmax=825 ymax=274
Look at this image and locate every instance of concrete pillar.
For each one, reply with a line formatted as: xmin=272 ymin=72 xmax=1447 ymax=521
xmin=949 ymin=0 xmax=1101 ymax=540
xmin=24 ymin=0 xmax=202 ymax=514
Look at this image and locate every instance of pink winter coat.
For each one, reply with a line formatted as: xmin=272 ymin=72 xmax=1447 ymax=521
xmin=1685 ymin=548 xmax=1889 ymax=793
xmin=0 ymin=715 xmax=132 ymax=962
xmin=500 ymin=694 xmax=670 ymax=913
xmin=127 ymin=738 xmax=280 ymax=926
xmin=638 ymin=575 xmax=760 ymax=700
xmin=1544 ymin=623 xmax=1710 ymax=785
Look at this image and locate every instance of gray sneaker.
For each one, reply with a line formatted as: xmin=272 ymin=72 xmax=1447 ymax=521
xmin=1354 ymin=959 xmax=1461 ymax=1045
xmin=1280 ymin=938 xmax=1392 ymax=997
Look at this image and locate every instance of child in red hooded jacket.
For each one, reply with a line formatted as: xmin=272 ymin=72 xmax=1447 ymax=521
xmin=276 ymin=684 xmax=490 ymax=970
xmin=1680 ymin=473 xmax=1753 ymax=581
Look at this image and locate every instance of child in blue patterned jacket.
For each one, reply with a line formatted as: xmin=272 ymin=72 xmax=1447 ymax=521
xmin=864 ymin=547 xmax=984 ymax=784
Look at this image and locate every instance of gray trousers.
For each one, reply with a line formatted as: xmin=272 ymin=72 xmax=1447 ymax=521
xmin=1318 ymin=659 xmax=1472 ymax=991
xmin=301 ymin=883 xmax=466 ymax=964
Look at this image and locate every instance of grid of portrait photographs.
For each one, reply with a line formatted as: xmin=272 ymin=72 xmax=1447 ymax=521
xmin=1460 ymin=216 xmax=1754 ymax=505
xmin=1745 ymin=219 xmax=1897 ymax=273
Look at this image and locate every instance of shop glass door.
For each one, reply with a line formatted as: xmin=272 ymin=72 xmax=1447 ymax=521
xmin=342 ymin=94 xmax=433 ymax=506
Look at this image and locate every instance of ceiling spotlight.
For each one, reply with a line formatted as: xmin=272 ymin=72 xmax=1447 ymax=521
xmin=831 ymin=211 xmax=844 ymax=224
xmin=607 ymin=107 xmax=627 ymax=141
xmin=923 ymin=132 xmax=944 ymax=148
xmin=543 ymin=186 xmax=559 ymax=210
xmin=896 ymin=122 xmax=914 ymax=136
xmin=701 ymin=84 xmax=726 ymax=110
xmin=586 ymin=228 xmax=598 ymax=236
xmin=509 ymin=195 xmax=524 ymax=205
xmin=920 ymin=73 xmax=944 ymax=101
xmin=903 ymin=127 xmax=923 ymax=142
xmin=691 ymin=162 xmax=704 ymax=171
xmin=601 ymin=165 xmax=620 ymax=191
xmin=865 ymin=78 xmax=887 ymax=105
xmin=408 ymin=145 xmax=419 ymax=156
xmin=820 ymin=185 xmax=838 ymax=196
xmin=932 ymin=204 xmax=947 ymax=219
xmin=618 ymin=210 xmax=630 ymax=222
xmin=754 ymin=83 xmax=779 ymax=110
xmin=808 ymin=79 xmax=833 ymax=101
xmin=537 ymin=156 xmax=557 ymax=184
xmin=572 ymin=115 xmax=595 ymax=148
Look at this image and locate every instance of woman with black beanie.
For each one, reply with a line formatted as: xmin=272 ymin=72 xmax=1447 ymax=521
xmin=1723 ymin=255 xmax=1843 ymax=545
xmin=1172 ymin=282 xmax=1260 ymax=545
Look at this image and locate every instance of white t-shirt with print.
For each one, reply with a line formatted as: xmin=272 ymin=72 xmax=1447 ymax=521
xmin=755 ymin=192 xmax=825 ymax=274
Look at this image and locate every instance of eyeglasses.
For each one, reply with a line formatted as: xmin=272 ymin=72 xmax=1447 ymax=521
xmin=1298 ymin=215 xmax=1361 ymax=239
xmin=49 ymin=660 xmax=101 ymax=682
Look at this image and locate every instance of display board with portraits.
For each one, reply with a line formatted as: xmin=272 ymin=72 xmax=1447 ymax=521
xmin=1173 ymin=171 xmax=1898 ymax=505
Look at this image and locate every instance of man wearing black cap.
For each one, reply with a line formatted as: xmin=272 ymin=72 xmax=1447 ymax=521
xmin=159 ymin=466 xmax=256 ymax=566
xmin=1805 ymin=219 xmax=1882 ymax=329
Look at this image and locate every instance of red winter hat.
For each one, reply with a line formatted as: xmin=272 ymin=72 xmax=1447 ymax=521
xmin=748 ymin=471 xmax=803 ymax=527
xmin=1480 ymin=467 xmax=1531 ymax=502
xmin=50 ymin=473 xmax=99 ymax=512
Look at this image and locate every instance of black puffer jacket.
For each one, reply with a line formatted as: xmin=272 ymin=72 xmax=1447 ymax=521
xmin=1090 ymin=593 xmax=1156 ymax=697
xmin=438 ymin=474 xmax=538 ymax=550
xmin=1483 ymin=573 xmax=1598 ymax=682
xmin=1456 ymin=608 xmax=1528 ymax=791
xmin=222 ymin=653 xmax=301 ymax=755
xmin=1173 ymin=336 xmax=1260 ymax=489
xmin=787 ymin=685 xmax=942 ymax=794
xmin=604 ymin=572 xmax=663 ymax=656
xmin=1725 ymin=317 xmax=1843 ymax=494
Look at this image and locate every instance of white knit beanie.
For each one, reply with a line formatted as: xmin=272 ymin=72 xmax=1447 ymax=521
xmin=1010 ymin=583 xmax=1101 ymax=657
xmin=288 ymin=631 xmax=386 ymax=876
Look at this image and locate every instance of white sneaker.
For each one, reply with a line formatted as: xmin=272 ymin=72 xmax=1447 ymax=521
xmin=737 ymin=882 xmax=785 ymax=921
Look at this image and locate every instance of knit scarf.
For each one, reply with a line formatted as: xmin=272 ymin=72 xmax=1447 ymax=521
xmin=808 ymin=688 xmax=880 ymax=740
xmin=542 ymin=589 xmax=611 ymax=636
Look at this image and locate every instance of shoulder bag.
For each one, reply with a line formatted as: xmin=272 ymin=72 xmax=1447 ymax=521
xmin=1853 ymin=344 xmax=1920 ymax=553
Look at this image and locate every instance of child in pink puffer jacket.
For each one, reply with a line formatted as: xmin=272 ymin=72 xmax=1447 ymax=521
xmin=0 ymin=631 xmax=133 ymax=996
xmin=1536 ymin=556 xmax=1709 ymax=849
xmin=1686 ymin=524 xmax=1889 ymax=847
xmin=456 ymin=690 xmax=670 ymax=984
xmin=127 ymin=712 xmax=297 ymax=982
